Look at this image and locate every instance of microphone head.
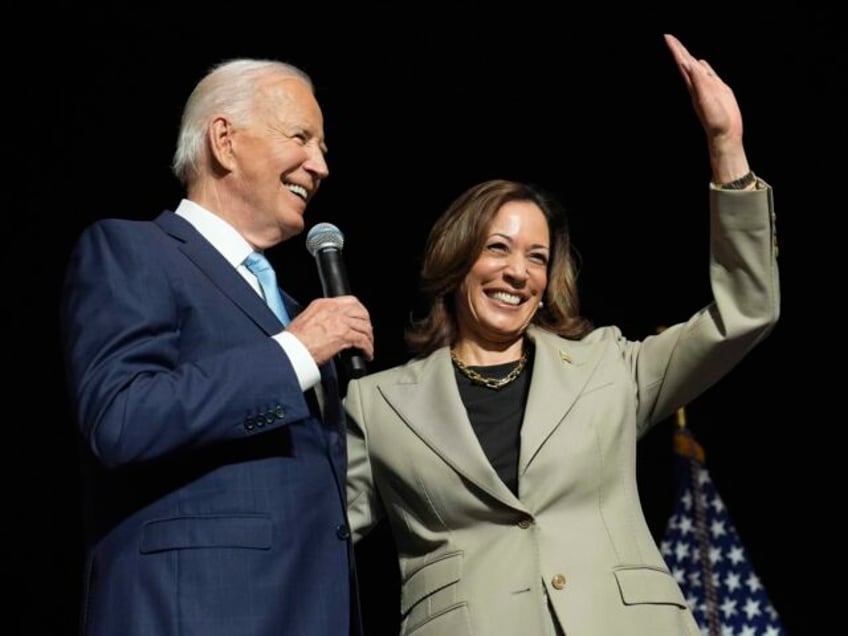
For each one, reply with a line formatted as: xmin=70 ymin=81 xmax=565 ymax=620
xmin=306 ymin=222 xmax=345 ymax=257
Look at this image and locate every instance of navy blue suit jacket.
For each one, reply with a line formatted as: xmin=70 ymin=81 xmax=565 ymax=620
xmin=61 ymin=211 xmax=360 ymax=636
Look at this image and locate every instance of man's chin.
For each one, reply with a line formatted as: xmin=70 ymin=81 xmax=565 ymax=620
xmin=279 ymin=211 xmax=306 ymax=239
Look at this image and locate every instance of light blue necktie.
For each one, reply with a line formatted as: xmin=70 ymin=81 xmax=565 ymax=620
xmin=244 ymin=252 xmax=291 ymax=325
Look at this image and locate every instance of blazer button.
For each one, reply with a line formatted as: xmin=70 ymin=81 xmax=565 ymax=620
xmin=336 ymin=524 xmax=351 ymax=540
xmin=274 ymin=405 xmax=285 ymax=419
xmin=244 ymin=416 xmax=255 ymax=431
xmin=517 ymin=517 xmax=533 ymax=529
xmin=551 ymin=574 xmax=566 ymax=590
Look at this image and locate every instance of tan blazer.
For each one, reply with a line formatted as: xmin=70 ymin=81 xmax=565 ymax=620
xmin=346 ymin=184 xmax=779 ymax=636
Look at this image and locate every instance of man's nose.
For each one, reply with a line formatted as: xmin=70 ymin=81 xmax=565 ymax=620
xmin=305 ymin=146 xmax=329 ymax=180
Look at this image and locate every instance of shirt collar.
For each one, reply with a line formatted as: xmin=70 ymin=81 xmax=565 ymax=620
xmin=174 ymin=198 xmax=254 ymax=267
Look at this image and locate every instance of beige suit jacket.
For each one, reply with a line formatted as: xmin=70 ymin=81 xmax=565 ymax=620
xmin=346 ymin=184 xmax=780 ymax=636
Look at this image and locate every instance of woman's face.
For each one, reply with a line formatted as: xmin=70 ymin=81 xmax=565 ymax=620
xmin=455 ymin=200 xmax=550 ymax=346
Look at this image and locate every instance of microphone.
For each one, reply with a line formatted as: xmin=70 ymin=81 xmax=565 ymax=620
xmin=305 ymin=222 xmax=368 ymax=378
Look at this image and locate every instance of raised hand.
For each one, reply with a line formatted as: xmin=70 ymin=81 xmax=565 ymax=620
xmin=664 ymin=33 xmax=750 ymax=184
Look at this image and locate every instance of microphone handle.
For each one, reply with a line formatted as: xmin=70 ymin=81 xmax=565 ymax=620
xmin=315 ymin=248 xmax=367 ymax=378
xmin=343 ymin=349 xmax=368 ymax=378
xmin=316 ymin=248 xmax=351 ymax=297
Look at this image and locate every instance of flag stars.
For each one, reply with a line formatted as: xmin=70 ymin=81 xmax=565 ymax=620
xmin=711 ymin=518 xmax=727 ymax=538
xmin=661 ymin=437 xmax=786 ymax=635
xmin=720 ymin=597 xmax=739 ymax=619
xmin=743 ymin=598 xmax=762 ymax=620
xmin=746 ymin=572 xmax=763 ymax=593
xmin=724 ymin=571 xmax=741 ymax=592
xmin=688 ymin=570 xmax=701 ymax=588
xmin=709 ymin=546 xmax=723 ymax=565
xmin=728 ymin=546 xmax=745 ymax=565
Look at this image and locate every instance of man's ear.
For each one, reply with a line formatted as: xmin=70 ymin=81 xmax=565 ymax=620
xmin=208 ymin=115 xmax=237 ymax=172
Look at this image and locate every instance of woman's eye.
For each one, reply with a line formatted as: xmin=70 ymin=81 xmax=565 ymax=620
xmin=530 ymin=253 xmax=548 ymax=265
xmin=487 ymin=242 xmax=508 ymax=253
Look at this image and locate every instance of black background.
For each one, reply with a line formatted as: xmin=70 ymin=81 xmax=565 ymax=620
xmin=9 ymin=4 xmax=841 ymax=634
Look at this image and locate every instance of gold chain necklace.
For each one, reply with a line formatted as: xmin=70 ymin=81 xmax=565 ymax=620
xmin=450 ymin=349 xmax=529 ymax=390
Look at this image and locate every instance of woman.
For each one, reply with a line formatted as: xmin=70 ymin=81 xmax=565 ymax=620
xmin=345 ymin=34 xmax=779 ymax=635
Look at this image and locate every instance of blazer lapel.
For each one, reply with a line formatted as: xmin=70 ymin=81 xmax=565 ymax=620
xmin=155 ymin=211 xmax=283 ymax=336
xmin=519 ymin=326 xmax=606 ymax=474
xmin=380 ymin=348 xmax=526 ymax=512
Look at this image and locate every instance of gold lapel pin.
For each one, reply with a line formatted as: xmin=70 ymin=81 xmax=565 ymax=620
xmin=559 ymin=350 xmax=572 ymax=363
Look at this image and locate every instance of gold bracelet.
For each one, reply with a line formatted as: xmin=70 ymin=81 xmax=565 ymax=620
xmin=717 ymin=171 xmax=756 ymax=190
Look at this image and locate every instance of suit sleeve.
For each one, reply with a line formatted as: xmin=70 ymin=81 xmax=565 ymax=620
xmin=344 ymin=378 xmax=385 ymax=542
xmin=621 ymin=182 xmax=780 ymax=435
xmin=61 ymin=220 xmax=312 ymax=468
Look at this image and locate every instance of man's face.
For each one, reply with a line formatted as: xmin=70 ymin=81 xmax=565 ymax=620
xmin=228 ymin=76 xmax=329 ymax=245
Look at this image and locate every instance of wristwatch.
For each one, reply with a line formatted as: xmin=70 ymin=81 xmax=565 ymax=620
xmin=718 ymin=171 xmax=756 ymax=190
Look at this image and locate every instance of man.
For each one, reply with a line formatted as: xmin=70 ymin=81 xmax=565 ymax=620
xmin=61 ymin=59 xmax=373 ymax=636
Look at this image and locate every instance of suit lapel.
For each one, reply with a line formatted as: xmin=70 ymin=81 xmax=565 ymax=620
xmin=380 ymin=348 xmax=526 ymax=512
xmin=519 ymin=326 xmax=606 ymax=474
xmin=154 ymin=211 xmax=285 ymax=336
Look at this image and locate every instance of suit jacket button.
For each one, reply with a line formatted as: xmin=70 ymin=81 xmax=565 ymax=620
xmin=551 ymin=574 xmax=566 ymax=590
xmin=518 ymin=517 xmax=533 ymax=529
xmin=274 ymin=405 xmax=285 ymax=419
xmin=244 ymin=417 xmax=255 ymax=431
xmin=336 ymin=524 xmax=351 ymax=540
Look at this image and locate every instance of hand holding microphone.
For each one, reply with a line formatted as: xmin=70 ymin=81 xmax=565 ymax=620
xmin=289 ymin=222 xmax=371 ymax=378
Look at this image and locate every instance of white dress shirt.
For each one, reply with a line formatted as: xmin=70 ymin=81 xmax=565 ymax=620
xmin=175 ymin=199 xmax=320 ymax=391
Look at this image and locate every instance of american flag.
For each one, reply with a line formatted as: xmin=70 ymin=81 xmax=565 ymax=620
xmin=660 ymin=427 xmax=786 ymax=636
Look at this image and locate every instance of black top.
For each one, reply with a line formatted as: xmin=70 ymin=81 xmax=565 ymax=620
xmin=453 ymin=348 xmax=534 ymax=496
